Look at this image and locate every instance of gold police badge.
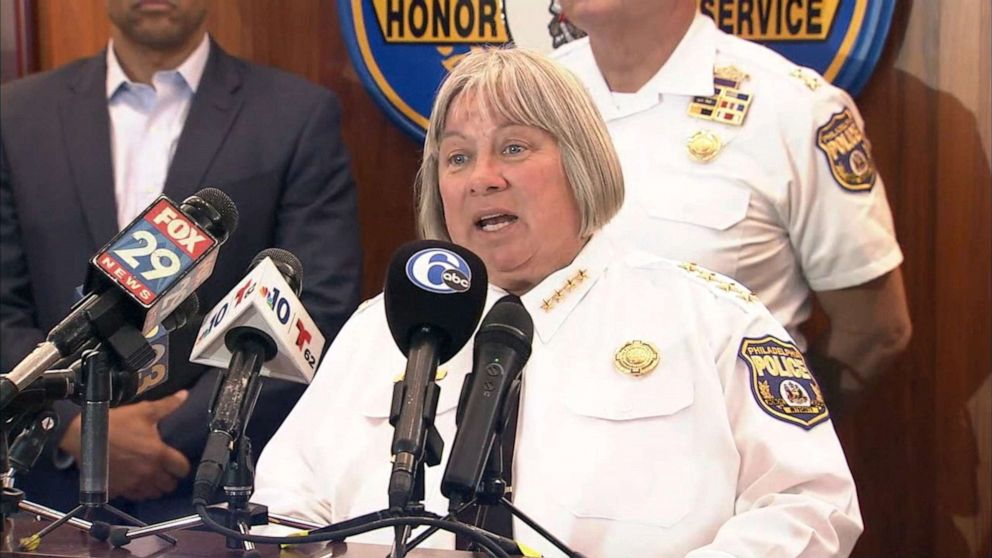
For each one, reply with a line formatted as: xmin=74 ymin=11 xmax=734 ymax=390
xmin=614 ymin=341 xmax=660 ymax=377
xmin=687 ymin=131 xmax=723 ymax=162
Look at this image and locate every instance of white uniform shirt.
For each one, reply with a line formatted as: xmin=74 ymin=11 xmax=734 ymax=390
xmin=253 ymin=234 xmax=862 ymax=557
xmin=106 ymin=34 xmax=209 ymax=229
xmin=552 ymin=13 xmax=903 ymax=348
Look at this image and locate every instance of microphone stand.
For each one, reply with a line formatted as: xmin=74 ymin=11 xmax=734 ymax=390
xmin=2 ymin=371 xmax=105 ymax=551
xmin=405 ymin=381 xmax=586 ymax=558
xmin=389 ymin=424 xmax=443 ymax=558
xmin=1 ymin=420 xmax=24 ymax=525
xmin=3 ymin=409 xmax=106 ymax=551
xmin=113 ymin=374 xmax=322 ymax=554
xmin=18 ymin=348 xmax=177 ymax=549
xmin=387 ymin=351 xmax=445 ymax=558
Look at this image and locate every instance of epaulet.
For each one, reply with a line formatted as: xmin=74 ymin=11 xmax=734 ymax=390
xmin=788 ymin=65 xmax=825 ymax=93
xmin=676 ymin=262 xmax=759 ymax=308
xmin=354 ymin=294 xmax=382 ymax=315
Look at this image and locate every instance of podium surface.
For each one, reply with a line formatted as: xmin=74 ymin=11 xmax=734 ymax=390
xmin=1 ymin=516 xmax=483 ymax=557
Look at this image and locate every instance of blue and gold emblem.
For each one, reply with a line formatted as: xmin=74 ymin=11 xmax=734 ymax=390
xmin=739 ymin=336 xmax=828 ymax=430
xmin=337 ymin=0 xmax=511 ymax=139
xmin=697 ymin=0 xmax=895 ymax=96
xmin=338 ymin=0 xmax=566 ymax=140
xmin=816 ymin=108 xmax=877 ymax=192
xmin=338 ymin=1 xmax=893 ymax=137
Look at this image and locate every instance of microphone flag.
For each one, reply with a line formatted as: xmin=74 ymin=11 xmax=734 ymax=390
xmin=88 ymin=196 xmax=219 ymax=335
xmin=190 ymin=256 xmax=324 ymax=384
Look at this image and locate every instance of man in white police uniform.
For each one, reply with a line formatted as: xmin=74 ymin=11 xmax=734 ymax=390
xmin=550 ymin=0 xmax=912 ymax=413
xmin=253 ymin=48 xmax=862 ymax=557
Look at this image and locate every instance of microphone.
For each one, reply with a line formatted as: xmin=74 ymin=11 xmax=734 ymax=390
xmin=441 ymin=295 xmax=534 ymax=509
xmin=383 ymin=240 xmax=488 ymax=509
xmin=2 ymin=293 xmax=200 ymax=415
xmin=114 ymin=291 xmax=201 ymax=405
xmin=190 ymin=249 xmax=323 ymax=384
xmin=191 ymin=248 xmax=320 ymax=506
xmin=0 ymin=189 xmax=238 ymax=409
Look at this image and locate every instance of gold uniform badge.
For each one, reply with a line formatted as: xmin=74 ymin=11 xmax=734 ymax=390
xmin=614 ymin=341 xmax=660 ymax=377
xmin=687 ymin=131 xmax=723 ymax=163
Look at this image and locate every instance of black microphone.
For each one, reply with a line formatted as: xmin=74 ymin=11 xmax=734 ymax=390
xmin=191 ymin=248 xmax=304 ymax=506
xmin=0 ymin=189 xmax=238 ymax=409
xmin=383 ymin=240 xmax=488 ymax=510
xmin=441 ymin=295 xmax=534 ymax=509
xmin=112 ymin=292 xmax=201 ymax=406
xmin=2 ymin=293 xmax=200 ymax=416
xmin=7 ymin=407 xmax=59 ymax=476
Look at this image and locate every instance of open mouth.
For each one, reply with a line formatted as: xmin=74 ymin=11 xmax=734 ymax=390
xmin=475 ymin=213 xmax=518 ymax=232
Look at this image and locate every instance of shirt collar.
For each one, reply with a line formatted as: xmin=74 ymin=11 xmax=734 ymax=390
xmin=564 ymin=11 xmax=717 ymax=119
xmin=106 ymin=33 xmax=211 ymax=99
xmin=503 ymin=232 xmax=617 ymax=344
xmin=644 ymin=11 xmax=718 ymax=97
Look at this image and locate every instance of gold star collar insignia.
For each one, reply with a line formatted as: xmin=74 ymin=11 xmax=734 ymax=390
xmin=541 ymin=268 xmax=588 ymax=312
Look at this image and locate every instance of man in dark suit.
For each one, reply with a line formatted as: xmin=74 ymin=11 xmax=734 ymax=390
xmin=0 ymin=0 xmax=362 ymax=522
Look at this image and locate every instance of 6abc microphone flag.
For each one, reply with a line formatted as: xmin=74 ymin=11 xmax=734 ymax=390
xmin=383 ymin=240 xmax=488 ymax=511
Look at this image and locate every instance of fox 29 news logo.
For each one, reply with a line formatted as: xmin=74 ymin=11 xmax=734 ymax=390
xmin=405 ymin=248 xmax=472 ymax=294
xmin=94 ymin=198 xmax=216 ymax=307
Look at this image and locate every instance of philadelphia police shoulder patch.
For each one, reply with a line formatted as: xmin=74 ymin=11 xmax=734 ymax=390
xmin=739 ymin=336 xmax=829 ymax=430
xmin=816 ymin=108 xmax=877 ymax=192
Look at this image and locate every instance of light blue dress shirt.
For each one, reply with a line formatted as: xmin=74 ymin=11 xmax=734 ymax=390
xmin=105 ymin=33 xmax=210 ymax=230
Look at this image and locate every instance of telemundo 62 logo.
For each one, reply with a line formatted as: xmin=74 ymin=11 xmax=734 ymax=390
xmin=405 ymin=248 xmax=472 ymax=294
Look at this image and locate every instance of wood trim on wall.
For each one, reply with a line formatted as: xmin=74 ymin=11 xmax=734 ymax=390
xmin=16 ymin=2 xmax=992 ymax=556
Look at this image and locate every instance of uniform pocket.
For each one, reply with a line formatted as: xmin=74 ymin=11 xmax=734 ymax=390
xmin=544 ymin=368 xmax=698 ymax=528
xmin=646 ymin=179 xmax=750 ymax=231
xmin=633 ymin=177 xmax=751 ymax=278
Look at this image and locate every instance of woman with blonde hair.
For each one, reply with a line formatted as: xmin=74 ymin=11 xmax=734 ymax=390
xmin=254 ymin=47 xmax=862 ymax=557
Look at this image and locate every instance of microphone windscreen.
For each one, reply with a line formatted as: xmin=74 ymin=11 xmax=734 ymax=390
xmin=251 ymin=248 xmax=304 ymax=296
xmin=182 ymin=187 xmax=239 ymax=242
xmin=384 ymin=240 xmax=488 ymax=363
xmin=478 ymin=294 xmax=534 ymax=358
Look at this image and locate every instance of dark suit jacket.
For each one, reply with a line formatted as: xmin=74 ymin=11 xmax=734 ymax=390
xmin=0 ymin=41 xmax=362 ymax=522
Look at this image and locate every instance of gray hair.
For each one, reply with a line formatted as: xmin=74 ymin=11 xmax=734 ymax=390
xmin=415 ymin=47 xmax=624 ymax=241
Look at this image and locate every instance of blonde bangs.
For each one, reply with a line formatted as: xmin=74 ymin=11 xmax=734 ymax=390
xmin=417 ymin=47 xmax=624 ymax=242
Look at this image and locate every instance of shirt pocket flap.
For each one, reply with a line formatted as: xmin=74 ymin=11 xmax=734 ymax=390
xmin=549 ymin=366 xmax=698 ymax=527
xmin=646 ymin=180 xmax=750 ymax=231
xmin=564 ymin=366 xmax=694 ymax=421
